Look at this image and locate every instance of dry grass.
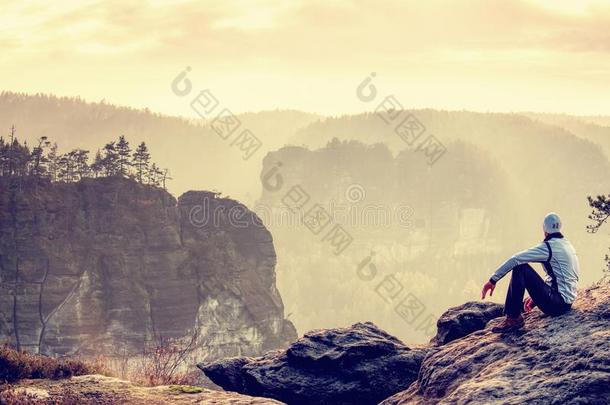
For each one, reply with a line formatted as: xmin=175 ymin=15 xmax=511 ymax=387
xmin=0 ymin=385 xmax=40 ymax=404
xmin=0 ymin=345 xmax=102 ymax=384
xmin=0 ymin=338 xmax=205 ymax=404
xmin=0 ymin=345 xmax=117 ymax=403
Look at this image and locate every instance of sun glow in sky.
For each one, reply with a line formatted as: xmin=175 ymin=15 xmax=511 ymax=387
xmin=1 ymin=0 xmax=609 ymax=116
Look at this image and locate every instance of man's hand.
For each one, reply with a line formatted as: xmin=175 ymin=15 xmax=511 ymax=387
xmin=523 ymin=297 xmax=536 ymax=313
xmin=481 ymin=281 xmax=495 ymax=299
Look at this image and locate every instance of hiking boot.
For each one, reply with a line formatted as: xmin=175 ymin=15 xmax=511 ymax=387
xmin=491 ymin=316 xmax=524 ymax=333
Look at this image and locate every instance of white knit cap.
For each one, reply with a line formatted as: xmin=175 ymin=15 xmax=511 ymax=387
xmin=543 ymin=212 xmax=562 ymax=233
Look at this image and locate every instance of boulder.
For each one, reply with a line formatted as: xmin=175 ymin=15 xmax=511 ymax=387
xmin=431 ymin=301 xmax=503 ymax=345
xmin=199 ymin=322 xmax=427 ymax=405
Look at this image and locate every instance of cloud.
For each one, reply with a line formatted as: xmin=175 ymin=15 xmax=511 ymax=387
xmin=2 ymin=0 xmax=609 ymax=61
xmin=1 ymin=0 xmax=609 ymax=115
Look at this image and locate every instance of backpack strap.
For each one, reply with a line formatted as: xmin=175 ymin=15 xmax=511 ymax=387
xmin=543 ymin=241 xmax=558 ymax=291
xmin=544 ymin=241 xmax=553 ymax=262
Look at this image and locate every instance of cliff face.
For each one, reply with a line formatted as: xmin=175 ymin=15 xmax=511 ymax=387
xmin=0 ymin=177 xmax=296 ymax=360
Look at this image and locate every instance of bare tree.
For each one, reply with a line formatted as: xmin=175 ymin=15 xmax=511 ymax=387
xmin=133 ymin=329 xmax=200 ymax=386
xmin=160 ymin=168 xmax=172 ymax=190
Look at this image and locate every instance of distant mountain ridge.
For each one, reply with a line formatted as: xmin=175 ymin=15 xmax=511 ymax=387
xmin=0 ymin=91 xmax=320 ymax=204
xmin=524 ymin=112 xmax=610 ymax=159
xmin=2 ymin=92 xmax=608 ymax=204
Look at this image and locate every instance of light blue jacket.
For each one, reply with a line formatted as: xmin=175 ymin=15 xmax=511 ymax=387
xmin=490 ymin=233 xmax=579 ymax=304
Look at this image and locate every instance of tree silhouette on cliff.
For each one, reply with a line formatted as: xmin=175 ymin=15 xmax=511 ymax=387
xmin=0 ymin=126 xmax=169 ymax=188
xmin=588 ymin=194 xmax=610 ymax=277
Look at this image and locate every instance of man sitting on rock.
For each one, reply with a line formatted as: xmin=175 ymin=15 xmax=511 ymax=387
xmin=481 ymin=212 xmax=580 ymax=333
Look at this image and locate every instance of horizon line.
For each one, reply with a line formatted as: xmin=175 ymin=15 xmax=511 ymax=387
xmin=2 ymin=89 xmax=609 ymax=122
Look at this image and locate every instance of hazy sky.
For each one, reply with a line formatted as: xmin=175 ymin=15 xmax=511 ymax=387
xmin=2 ymin=0 xmax=610 ymax=117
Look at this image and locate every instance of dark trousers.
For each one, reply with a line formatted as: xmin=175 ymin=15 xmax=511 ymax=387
xmin=504 ymin=264 xmax=571 ymax=318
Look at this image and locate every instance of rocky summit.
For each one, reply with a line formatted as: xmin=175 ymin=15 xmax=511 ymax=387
xmin=0 ymin=177 xmax=296 ymax=360
xmin=382 ymin=282 xmax=610 ymax=404
xmin=202 ymin=283 xmax=610 ymax=405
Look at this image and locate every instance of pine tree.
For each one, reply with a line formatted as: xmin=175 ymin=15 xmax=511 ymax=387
xmin=58 ymin=152 xmax=76 ymax=182
xmin=10 ymin=137 xmax=31 ymax=177
xmin=0 ymin=136 xmax=7 ymax=176
xmin=102 ymin=142 xmax=119 ymax=176
xmin=57 ymin=150 xmax=89 ymax=182
xmin=73 ymin=149 xmax=90 ymax=180
xmin=132 ymin=142 xmax=150 ymax=183
xmin=91 ymin=150 xmax=103 ymax=178
xmin=47 ymin=143 xmax=59 ymax=181
xmin=0 ymin=127 xmax=32 ymax=177
xmin=30 ymin=136 xmax=51 ymax=177
xmin=116 ymin=135 xmax=132 ymax=177
xmin=7 ymin=125 xmax=15 ymax=176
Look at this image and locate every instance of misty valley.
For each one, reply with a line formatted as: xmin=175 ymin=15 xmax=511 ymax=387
xmin=0 ymin=91 xmax=609 ymax=403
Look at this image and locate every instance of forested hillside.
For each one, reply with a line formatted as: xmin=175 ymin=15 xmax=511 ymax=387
xmin=0 ymin=92 xmax=319 ymax=204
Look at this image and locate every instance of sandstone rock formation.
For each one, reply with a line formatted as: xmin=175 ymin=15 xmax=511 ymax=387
xmin=430 ymin=301 xmax=503 ymax=345
xmin=199 ymin=322 xmax=427 ymax=405
xmin=0 ymin=177 xmax=296 ymax=360
xmin=382 ymin=282 xmax=610 ymax=404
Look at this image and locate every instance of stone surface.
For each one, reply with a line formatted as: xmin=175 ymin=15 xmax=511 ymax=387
xmin=381 ymin=282 xmax=610 ymax=404
xmin=431 ymin=301 xmax=503 ymax=345
xmin=199 ymin=322 xmax=427 ymax=405
xmin=8 ymin=374 xmax=285 ymax=404
xmin=0 ymin=177 xmax=296 ymax=361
